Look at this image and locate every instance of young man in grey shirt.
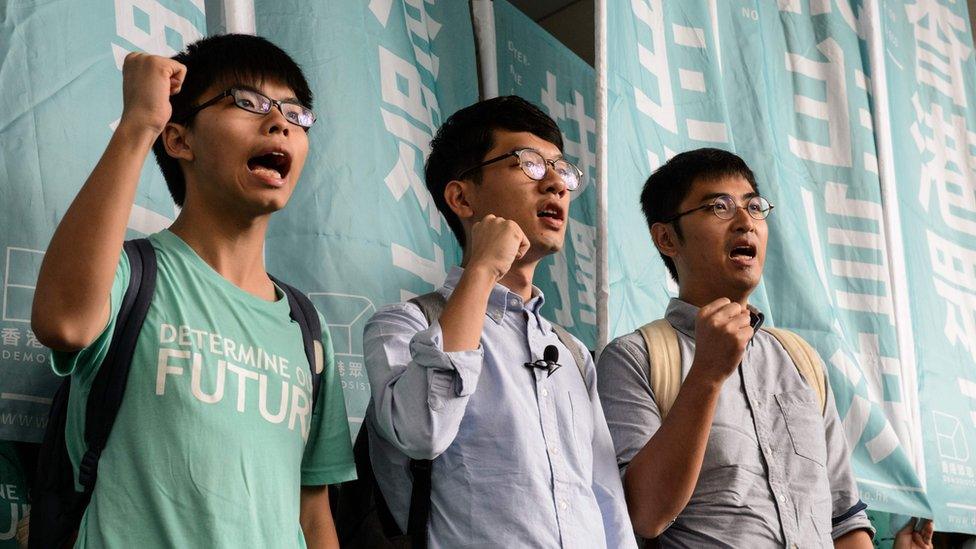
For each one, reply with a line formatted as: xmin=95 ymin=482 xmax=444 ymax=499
xmin=597 ymin=149 xmax=933 ymax=548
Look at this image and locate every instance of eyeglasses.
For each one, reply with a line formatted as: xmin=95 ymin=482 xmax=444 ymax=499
xmin=664 ymin=194 xmax=774 ymax=223
xmin=180 ymin=87 xmax=316 ymax=129
xmin=457 ymin=148 xmax=583 ymax=191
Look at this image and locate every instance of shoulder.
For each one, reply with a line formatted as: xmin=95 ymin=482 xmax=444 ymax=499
xmin=600 ymin=331 xmax=649 ymax=365
xmin=366 ymin=300 xmax=428 ymax=333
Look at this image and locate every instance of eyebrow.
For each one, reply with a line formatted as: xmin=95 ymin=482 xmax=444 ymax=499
xmin=697 ymin=191 xmax=760 ymax=203
xmin=234 ymin=83 xmax=300 ymax=104
xmin=517 ymin=147 xmax=564 ymax=161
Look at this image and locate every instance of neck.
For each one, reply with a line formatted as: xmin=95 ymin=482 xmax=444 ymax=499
xmin=677 ymin=285 xmax=751 ymax=309
xmin=168 ymin=200 xmax=275 ymax=301
xmin=497 ymin=259 xmax=538 ymax=301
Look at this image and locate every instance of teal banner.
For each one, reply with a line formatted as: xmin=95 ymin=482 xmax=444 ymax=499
xmin=606 ymin=0 xmax=932 ymax=522
xmin=881 ymin=0 xmax=976 ymax=532
xmin=492 ymin=0 xmax=598 ymax=349
xmin=258 ymin=0 xmax=478 ymax=436
xmin=0 ymin=0 xmax=206 ymax=442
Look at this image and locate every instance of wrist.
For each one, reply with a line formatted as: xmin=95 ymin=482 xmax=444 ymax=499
xmin=684 ymin=363 xmax=727 ymax=392
xmin=115 ymin=116 xmax=166 ymax=147
xmin=463 ymin=262 xmax=503 ymax=285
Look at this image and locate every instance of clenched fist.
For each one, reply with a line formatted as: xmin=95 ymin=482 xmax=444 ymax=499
xmin=689 ymin=298 xmax=754 ymax=384
xmin=466 ymin=215 xmax=531 ymax=282
xmin=119 ymin=52 xmax=187 ymax=136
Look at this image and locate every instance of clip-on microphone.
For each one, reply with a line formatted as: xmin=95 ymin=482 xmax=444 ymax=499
xmin=524 ymin=345 xmax=561 ymax=377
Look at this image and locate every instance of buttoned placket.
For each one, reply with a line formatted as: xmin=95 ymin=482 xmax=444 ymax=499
xmin=741 ymin=342 xmax=799 ymax=547
xmin=521 ymin=303 xmax=572 ymax=546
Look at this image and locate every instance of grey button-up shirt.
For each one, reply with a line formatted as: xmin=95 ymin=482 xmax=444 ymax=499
xmin=597 ymin=298 xmax=873 ymax=548
xmin=364 ymin=267 xmax=636 ymax=549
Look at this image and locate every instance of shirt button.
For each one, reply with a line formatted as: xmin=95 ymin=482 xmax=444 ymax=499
xmin=779 ymin=494 xmax=786 ymax=503
xmin=510 ymin=299 xmax=519 ymax=307
xmin=559 ymin=500 xmax=568 ymax=510
xmin=549 ymin=445 xmax=559 ymax=455
xmin=541 ymin=388 xmax=550 ymax=397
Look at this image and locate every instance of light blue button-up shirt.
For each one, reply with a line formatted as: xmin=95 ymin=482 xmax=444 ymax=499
xmin=363 ymin=267 xmax=635 ymax=549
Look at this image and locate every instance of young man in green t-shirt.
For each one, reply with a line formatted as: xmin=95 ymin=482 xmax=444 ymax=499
xmin=31 ymin=34 xmax=355 ymax=548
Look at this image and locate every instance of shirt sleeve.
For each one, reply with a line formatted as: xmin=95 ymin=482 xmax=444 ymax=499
xmin=301 ymin=312 xmax=357 ymax=486
xmin=49 ymin=250 xmax=131 ymax=377
xmin=581 ymin=337 xmax=638 ymax=549
xmin=820 ymin=355 xmax=875 ymax=540
xmin=596 ymin=333 xmax=662 ymax=476
xmin=363 ymin=301 xmax=484 ymax=460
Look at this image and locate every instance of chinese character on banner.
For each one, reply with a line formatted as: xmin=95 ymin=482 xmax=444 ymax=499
xmin=1 ymin=328 xmax=21 ymax=347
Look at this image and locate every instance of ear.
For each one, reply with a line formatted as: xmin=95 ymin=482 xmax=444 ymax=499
xmin=444 ymin=179 xmax=475 ymax=220
xmin=651 ymin=222 xmax=679 ymax=258
xmin=161 ymin=122 xmax=194 ymax=162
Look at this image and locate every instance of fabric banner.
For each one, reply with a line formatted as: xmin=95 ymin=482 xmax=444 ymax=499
xmin=604 ymin=0 xmax=934 ymax=522
xmin=257 ymin=0 xmax=478 ymax=436
xmin=0 ymin=0 xmax=207 ymax=443
xmin=879 ymin=0 xmax=976 ymax=532
xmin=491 ymin=0 xmax=599 ymax=349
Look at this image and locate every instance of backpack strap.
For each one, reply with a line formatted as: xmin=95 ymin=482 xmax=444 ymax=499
xmin=268 ymin=275 xmax=324 ymax=406
xmin=637 ymin=319 xmax=682 ymax=421
xmin=763 ymin=328 xmax=827 ymax=415
xmin=550 ymin=324 xmax=587 ymax=380
xmin=80 ymin=238 xmax=157 ymax=492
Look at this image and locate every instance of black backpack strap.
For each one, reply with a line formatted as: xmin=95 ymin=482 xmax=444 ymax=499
xmin=550 ymin=324 xmax=587 ymax=380
xmin=80 ymin=238 xmax=157 ymax=492
xmin=268 ymin=275 xmax=324 ymax=407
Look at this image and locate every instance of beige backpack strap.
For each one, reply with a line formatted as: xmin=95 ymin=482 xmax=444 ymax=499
xmin=764 ymin=327 xmax=827 ymax=415
xmin=638 ymin=319 xmax=682 ymax=420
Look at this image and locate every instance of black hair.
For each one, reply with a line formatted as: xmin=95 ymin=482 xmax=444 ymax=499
xmin=425 ymin=95 xmax=563 ymax=248
xmin=639 ymin=148 xmax=758 ymax=282
xmin=150 ymin=34 xmax=313 ymax=206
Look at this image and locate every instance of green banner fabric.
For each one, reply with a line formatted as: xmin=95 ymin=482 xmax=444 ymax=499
xmin=492 ymin=0 xmax=598 ymax=349
xmin=258 ymin=0 xmax=477 ymax=436
xmin=879 ymin=0 xmax=976 ymax=532
xmin=606 ymin=0 xmax=936 ymax=522
xmin=0 ymin=0 xmax=206 ymax=442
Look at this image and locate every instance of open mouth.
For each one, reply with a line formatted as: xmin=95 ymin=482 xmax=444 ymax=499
xmin=729 ymin=244 xmax=757 ymax=260
xmin=247 ymin=150 xmax=291 ymax=180
xmin=537 ymin=204 xmax=565 ymax=221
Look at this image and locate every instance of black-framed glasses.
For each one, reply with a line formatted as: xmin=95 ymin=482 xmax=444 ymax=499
xmin=180 ymin=87 xmax=316 ymax=129
xmin=664 ymin=194 xmax=774 ymax=223
xmin=457 ymin=148 xmax=583 ymax=191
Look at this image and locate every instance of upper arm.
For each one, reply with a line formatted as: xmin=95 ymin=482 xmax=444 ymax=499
xmin=299 ymin=485 xmax=338 ymax=548
xmin=596 ymin=335 xmax=663 ymax=471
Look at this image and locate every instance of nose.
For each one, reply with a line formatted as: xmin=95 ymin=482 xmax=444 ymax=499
xmin=540 ymin=162 xmax=568 ymax=196
xmin=732 ymin=202 xmax=756 ymax=232
xmin=263 ymin=103 xmax=290 ymax=137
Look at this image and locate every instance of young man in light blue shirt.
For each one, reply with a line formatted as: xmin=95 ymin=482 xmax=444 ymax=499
xmin=363 ymin=96 xmax=635 ymax=548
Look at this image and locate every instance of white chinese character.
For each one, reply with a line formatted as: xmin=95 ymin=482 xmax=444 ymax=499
xmin=1 ymin=327 xmax=21 ymax=347
xmin=25 ymin=329 xmax=44 ymax=348
xmin=906 ymin=0 xmax=972 ymax=107
xmin=349 ymin=362 xmax=364 ymax=378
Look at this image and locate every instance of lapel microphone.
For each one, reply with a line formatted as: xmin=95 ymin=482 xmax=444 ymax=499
xmin=524 ymin=345 xmax=561 ymax=377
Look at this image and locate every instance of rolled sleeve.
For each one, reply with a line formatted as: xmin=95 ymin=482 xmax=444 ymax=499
xmin=364 ymin=302 xmax=484 ymax=460
xmin=820 ymin=361 xmax=876 ymax=540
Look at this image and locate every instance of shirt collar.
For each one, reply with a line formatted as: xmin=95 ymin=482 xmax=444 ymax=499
xmin=665 ymin=297 xmax=765 ymax=339
xmin=443 ymin=266 xmax=546 ymax=325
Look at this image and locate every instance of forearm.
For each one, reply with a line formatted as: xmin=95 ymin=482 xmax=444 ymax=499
xmin=624 ymin=370 xmax=722 ymax=538
xmin=833 ymin=529 xmax=872 ymax=548
xmin=438 ymin=266 xmax=494 ymax=351
xmin=32 ymin=122 xmax=158 ymax=350
xmin=300 ymin=486 xmax=339 ymax=549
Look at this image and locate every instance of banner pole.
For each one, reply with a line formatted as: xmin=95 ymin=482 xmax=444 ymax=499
xmin=864 ymin=0 xmax=926 ymax=488
xmin=223 ymin=0 xmax=256 ymax=34
xmin=595 ymin=0 xmax=609 ymax=353
xmin=470 ymin=0 xmax=499 ymax=100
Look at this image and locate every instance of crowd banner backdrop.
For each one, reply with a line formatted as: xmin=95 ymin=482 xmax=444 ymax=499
xmin=875 ymin=0 xmax=976 ymax=532
xmin=474 ymin=0 xmax=600 ymax=349
xmin=257 ymin=0 xmax=478 ymax=438
xmin=0 ymin=0 xmax=207 ymax=443
xmin=599 ymin=0 xmax=976 ymax=531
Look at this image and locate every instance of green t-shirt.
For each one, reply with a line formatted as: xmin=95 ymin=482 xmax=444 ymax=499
xmin=0 ymin=442 xmax=27 ymax=548
xmin=51 ymin=230 xmax=356 ymax=548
